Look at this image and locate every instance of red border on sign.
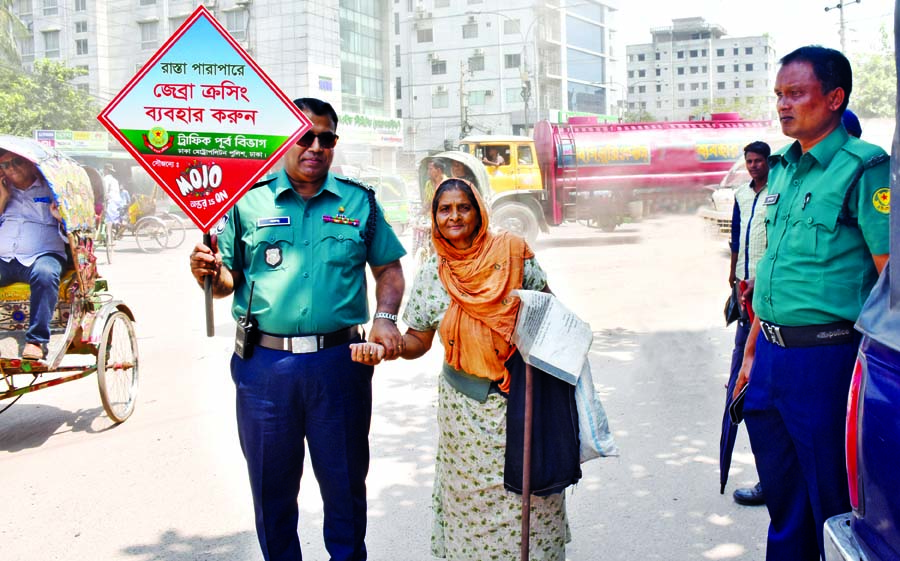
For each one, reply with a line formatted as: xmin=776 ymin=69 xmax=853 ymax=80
xmin=97 ymin=5 xmax=310 ymax=232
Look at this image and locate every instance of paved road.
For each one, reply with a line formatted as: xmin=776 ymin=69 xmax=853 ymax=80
xmin=0 ymin=214 xmax=769 ymax=561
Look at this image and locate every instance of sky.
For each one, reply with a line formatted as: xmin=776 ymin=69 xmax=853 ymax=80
xmin=615 ymin=0 xmax=894 ymax=69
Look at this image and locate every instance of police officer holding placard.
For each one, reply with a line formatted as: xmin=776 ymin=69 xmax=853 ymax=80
xmin=189 ymin=97 xmax=406 ymax=561
xmin=734 ymin=46 xmax=890 ymax=560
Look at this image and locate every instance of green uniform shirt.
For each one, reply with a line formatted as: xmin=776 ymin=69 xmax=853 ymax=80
xmin=217 ymin=170 xmax=406 ymax=335
xmin=753 ymin=126 xmax=890 ymax=326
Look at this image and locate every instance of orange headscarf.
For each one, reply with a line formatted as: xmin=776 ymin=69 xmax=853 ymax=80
xmin=431 ymin=179 xmax=534 ymax=393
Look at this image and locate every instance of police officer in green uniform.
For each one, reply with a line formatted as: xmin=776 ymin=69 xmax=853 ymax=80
xmin=189 ymin=98 xmax=406 ymax=561
xmin=733 ymin=46 xmax=890 ymax=561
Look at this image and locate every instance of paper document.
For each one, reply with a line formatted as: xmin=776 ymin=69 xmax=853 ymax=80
xmin=512 ymin=290 xmax=593 ymax=385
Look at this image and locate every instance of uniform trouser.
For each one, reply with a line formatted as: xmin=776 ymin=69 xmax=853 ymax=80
xmin=0 ymin=254 xmax=63 ymax=344
xmin=744 ymin=333 xmax=860 ymax=561
xmin=231 ymin=343 xmax=373 ymax=561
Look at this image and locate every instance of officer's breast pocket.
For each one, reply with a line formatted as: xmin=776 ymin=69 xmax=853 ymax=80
xmin=252 ymin=227 xmax=294 ymax=271
xmin=318 ymin=226 xmax=365 ymax=267
xmin=788 ymin=202 xmax=840 ymax=257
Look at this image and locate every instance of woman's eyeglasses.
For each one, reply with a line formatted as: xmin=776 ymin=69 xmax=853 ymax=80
xmin=296 ymin=131 xmax=339 ymax=149
xmin=0 ymin=156 xmax=27 ymax=170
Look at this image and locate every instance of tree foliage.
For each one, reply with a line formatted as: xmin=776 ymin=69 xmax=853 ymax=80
xmin=0 ymin=0 xmax=27 ymax=66
xmin=0 ymin=60 xmax=101 ymax=136
xmin=851 ymin=27 xmax=896 ymax=119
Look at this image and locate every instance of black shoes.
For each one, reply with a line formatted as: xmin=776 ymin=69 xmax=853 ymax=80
xmin=733 ymin=482 xmax=765 ymax=506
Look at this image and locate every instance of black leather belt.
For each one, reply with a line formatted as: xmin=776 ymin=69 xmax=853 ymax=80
xmin=257 ymin=326 xmax=361 ymax=354
xmin=759 ymin=320 xmax=856 ymax=348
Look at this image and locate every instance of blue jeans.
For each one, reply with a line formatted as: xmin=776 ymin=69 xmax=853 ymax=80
xmin=0 ymin=254 xmax=63 ymax=344
xmin=231 ymin=342 xmax=373 ymax=561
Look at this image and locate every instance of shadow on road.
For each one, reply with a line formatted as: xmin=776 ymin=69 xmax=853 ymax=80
xmin=121 ymin=528 xmax=260 ymax=561
xmin=570 ymin=326 xmax=766 ymax=560
xmin=0 ymin=404 xmax=116 ymax=452
xmin=534 ymin=232 xmax=640 ymax=250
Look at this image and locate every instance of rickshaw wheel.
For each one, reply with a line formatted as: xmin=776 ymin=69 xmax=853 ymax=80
xmin=161 ymin=212 xmax=187 ymax=249
xmin=134 ymin=216 xmax=169 ymax=253
xmin=97 ymin=311 xmax=139 ymax=423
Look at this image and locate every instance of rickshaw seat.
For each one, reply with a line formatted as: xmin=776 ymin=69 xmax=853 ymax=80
xmin=0 ymin=269 xmax=78 ymax=302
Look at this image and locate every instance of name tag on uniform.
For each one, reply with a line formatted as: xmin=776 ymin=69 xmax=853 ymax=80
xmin=33 ymin=196 xmax=51 ymax=204
xmin=257 ymin=217 xmax=290 ymax=227
xmin=763 ymin=194 xmax=779 ymax=205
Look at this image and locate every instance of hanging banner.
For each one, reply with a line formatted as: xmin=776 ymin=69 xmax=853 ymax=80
xmin=97 ymin=5 xmax=311 ymax=232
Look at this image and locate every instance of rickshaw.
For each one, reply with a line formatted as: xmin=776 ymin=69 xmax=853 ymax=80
xmin=0 ymin=135 xmax=139 ymax=423
xmin=96 ymin=187 xmax=189 ymax=262
xmin=413 ymin=151 xmax=492 ymax=267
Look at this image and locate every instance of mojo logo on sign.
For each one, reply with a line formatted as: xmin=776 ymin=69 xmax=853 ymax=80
xmin=97 ymin=5 xmax=311 ymax=232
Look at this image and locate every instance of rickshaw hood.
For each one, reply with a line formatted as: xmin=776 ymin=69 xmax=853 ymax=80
xmin=418 ymin=151 xmax=493 ymax=207
xmin=0 ymin=135 xmax=96 ymax=233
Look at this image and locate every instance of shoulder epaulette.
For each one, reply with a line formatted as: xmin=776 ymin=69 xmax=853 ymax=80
xmin=837 ymin=143 xmax=890 ymax=228
xmin=842 ymin=137 xmax=889 ymax=166
xmin=863 ymin=153 xmax=891 ymax=169
xmin=333 ymin=175 xmax=378 ymax=248
xmin=768 ymin=143 xmax=793 ymax=168
xmin=250 ymin=176 xmax=277 ymax=190
xmin=334 ymin=175 xmax=374 ymax=191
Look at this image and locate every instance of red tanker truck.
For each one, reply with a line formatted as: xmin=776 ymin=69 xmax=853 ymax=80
xmin=458 ymin=113 xmax=772 ymax=242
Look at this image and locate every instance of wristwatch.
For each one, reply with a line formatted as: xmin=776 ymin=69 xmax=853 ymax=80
xmin=373 ymin=311 xmax=398 ymax=323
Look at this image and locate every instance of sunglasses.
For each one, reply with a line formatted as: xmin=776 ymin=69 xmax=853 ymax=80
xmin=0 ymin=156 xmax=27 ymax=170
xmin=296 ymin=131 xmax=339 ymax=149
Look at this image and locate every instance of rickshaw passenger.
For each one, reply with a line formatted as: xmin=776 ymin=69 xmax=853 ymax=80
xmin=450 ymin=159 xmax=477 ymax=186
xmin=0 ymin=149 xmax=66 ymax=361
xmin=422 ymin=159 xmax=448 ymax=215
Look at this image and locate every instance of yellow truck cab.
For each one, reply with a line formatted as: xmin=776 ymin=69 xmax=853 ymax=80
xmin=458 ymin=135 xmax=541 ymax=194
xmin=457 ymin=135 xmax=546 ymax=242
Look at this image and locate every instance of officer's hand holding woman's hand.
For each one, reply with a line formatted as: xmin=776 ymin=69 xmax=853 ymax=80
xmin=350 ymin=342 xmax=385 ymax=365
xmin=370 ymin=318 xmax=405 ymax=360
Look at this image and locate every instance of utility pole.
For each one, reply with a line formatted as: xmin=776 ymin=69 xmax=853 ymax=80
xmin=459 ymin=60 xmax=471 ymax=139
xmin=824 ymin=0 xmax=862 ymax=52
xmin=520 ymin=62 xmax=531 ymax=134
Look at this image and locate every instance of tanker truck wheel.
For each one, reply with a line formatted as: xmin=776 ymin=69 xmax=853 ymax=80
xmin=596 ymin=217 xmax=618 ymax=233
xmin=582 ymin=217 xmax=618 ymax=232
xmin=492 ymin=202 xmax=539 ymax=244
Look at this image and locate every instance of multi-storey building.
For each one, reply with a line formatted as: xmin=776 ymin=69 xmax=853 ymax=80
xmin=393 ymin=0 xmax=618 ymax=161
xmin=10 ymin=0 xmax=402 ymax=170
xmin=625 ymin=17 xmax=776 ymax=122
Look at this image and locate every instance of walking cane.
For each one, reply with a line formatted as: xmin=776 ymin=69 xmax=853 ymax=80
xmin=520 ymin=362 xmax=534 ymax=561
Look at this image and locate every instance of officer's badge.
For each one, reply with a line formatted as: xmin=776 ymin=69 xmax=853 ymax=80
xmin=264 ymin=246 xmax=282 ymax=267
xmin=212 ymin=214 xmax=229 ymax=235
xmin=873 ymin=188 xmax=890 ymax=214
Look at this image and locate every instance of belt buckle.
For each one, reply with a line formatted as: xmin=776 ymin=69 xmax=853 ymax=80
xmin=290 ymin=335 xmax=317 ymax=354
xmin=762 ymin=322 xmax=786 ymax=347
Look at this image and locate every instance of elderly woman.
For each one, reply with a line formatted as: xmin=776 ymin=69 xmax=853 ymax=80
xmin=352 ymin=178 xmax=569 ymax=560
